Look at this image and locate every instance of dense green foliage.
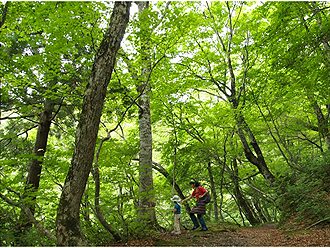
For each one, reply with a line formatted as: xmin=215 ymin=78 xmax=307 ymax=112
xmin=1 ymin=1 xmax=329 ymax=246
xmin=277 ymin=151 xmax=330 ymax=226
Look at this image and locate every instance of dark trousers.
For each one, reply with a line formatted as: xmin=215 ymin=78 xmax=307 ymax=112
xmin=189 ymin=213 xmax=208 ymax=230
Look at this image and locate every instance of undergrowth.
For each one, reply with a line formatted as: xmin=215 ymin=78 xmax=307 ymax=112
xmin=276 ymin=151 xmax=330 ymax=228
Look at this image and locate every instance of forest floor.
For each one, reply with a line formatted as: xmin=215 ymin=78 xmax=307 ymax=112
xmin=105 ymin=222 xmax=330 ymax=246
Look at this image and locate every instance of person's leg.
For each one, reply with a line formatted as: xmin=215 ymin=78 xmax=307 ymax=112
xmin=189 ymin=213 xmax=200 ymax=229
xmin=172 ymin=214 xmax=176 ymax=233
xmin=197 ymin=214 xmax=208 ymax=231
xmin=174 ymin=214 xmax=181 ymax=233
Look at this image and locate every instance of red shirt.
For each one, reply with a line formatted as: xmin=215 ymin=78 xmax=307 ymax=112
xmin=191 ymin=186 xmax=207 ymax=199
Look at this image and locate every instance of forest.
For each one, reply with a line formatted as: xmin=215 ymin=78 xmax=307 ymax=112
xmin=1 ymin=1 xmax=330 ymax=246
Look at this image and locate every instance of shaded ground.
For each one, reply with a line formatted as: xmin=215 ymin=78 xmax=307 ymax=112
xmin=106 ymin=222 xmax=330 ymax=246
xmin=236 ymin=223 xmax=330 ymax=246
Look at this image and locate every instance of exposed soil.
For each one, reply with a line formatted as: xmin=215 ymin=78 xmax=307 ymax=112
xmin=105 ymin=222 xmax=330 ymax=247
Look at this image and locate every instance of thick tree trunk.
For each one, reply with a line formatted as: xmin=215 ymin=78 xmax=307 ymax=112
xmin=137 ymin=88 xmax=156 ymax=225
xmin=55 ymin=2 xmax=130 ymax=246
xmin=136 ymin=1 xmax=157 ymax=227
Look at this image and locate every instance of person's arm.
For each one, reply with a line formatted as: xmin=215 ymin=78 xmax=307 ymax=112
xmin=200 ymin=189 xmax=209 ymax=198
xmin=199 ymin=187 xmax=209 ymax=198
xmin=182 ymin=195 xmax=193 ymax=203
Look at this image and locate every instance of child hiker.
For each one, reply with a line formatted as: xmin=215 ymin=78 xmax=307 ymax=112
xmin=170 ymin=195 xmax=181 ymax=235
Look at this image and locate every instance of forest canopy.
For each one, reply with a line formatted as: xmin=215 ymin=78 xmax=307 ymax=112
xmin=1 ymin=1 xmax=330 ymax=246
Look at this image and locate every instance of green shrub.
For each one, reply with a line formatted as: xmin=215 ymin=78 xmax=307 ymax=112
xmin=276 ymin=151 xmax=330 ymax=227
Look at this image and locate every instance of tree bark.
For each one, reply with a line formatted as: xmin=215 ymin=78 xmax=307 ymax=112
xmin=55 ymin=2 xmax=131 ymax=246
xmin=0 ymin=1 xmax=9 ymax=29
xmin=136 ymin=1 xmax=157 ymax=227
xmin=230 ymin=158 xmax=260 ymax=226
xmin=19 ymin=98 xmax=54 ymax=229
xmin=235 ymin=115 xmax=276 ymax=185
xmin=307 ymin=95 xmax=330 ymax=150
xmin=207 ymin=161 xmax=219 ymax=222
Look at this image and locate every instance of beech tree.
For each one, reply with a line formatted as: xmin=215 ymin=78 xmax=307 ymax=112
xmin=135 ymin=1 xmax=157 ymax=227
xmin=55 ymin=2 xmax=131 ymax=246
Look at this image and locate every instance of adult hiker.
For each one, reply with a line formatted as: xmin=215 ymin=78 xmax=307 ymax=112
xmin=182 ymin=180 xmax=208 ymax=231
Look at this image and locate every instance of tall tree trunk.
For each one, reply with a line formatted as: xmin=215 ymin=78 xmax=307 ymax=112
xmin=136 ymin=1 xmax=157 ymax=227
xmin=19 ymin=98 xmax=54 ymax=229
xmin=307 ymin=95 xmax=330 ymax=150
xmin=55 ymin=2 xmax=130 ymax=246
xmin=300 ymin=3 xmax=330 ymax=151
xmin=206 ymin=3 xmax=276 ymax=186
xmin=252 ymin=197 xmax=268 ymax=223
xmin=207 ymin=161 xmax=219 ymax=222
xmin=231 ymin=158 xmax=260 ymax=226
xmin=236 ymin=115 xmax=276 ymax=185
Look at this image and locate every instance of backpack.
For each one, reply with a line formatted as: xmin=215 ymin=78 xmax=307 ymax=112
xmin=199 ymin=186 xmax=211 ymax=204
xmin=201 ymin=192 xmax=211 ymax=204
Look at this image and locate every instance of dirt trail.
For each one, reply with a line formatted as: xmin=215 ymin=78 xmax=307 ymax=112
xmin=106 ymin=223 xmax=330 ymax=246
xmin=236 ymin=223 xmax=330 ymax=246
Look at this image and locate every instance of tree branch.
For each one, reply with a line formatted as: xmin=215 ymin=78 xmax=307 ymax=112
xmin=298 ymin=132 xmax=324 ymax=152
xmin=305 ymin=217 xmax=330 ymax=230
xmin=151 ymin=1 xmax=171 ymax=30
xmin=0 ymin=114 xmax=35 ymax=121
xmin=0 ymin=192 xmax=56 ymax=240
xmin=152 ymin=161 xmax=191 ymax=213
xmin=206 ymin=2 xmax=227 ymax=52
xmin=0 ymin=124 xmax=38 ymax=146
xmin=0 ymin=1 xmax=9 ymax=29
xmin=92 ymin=130 xmax=122 ymax=241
